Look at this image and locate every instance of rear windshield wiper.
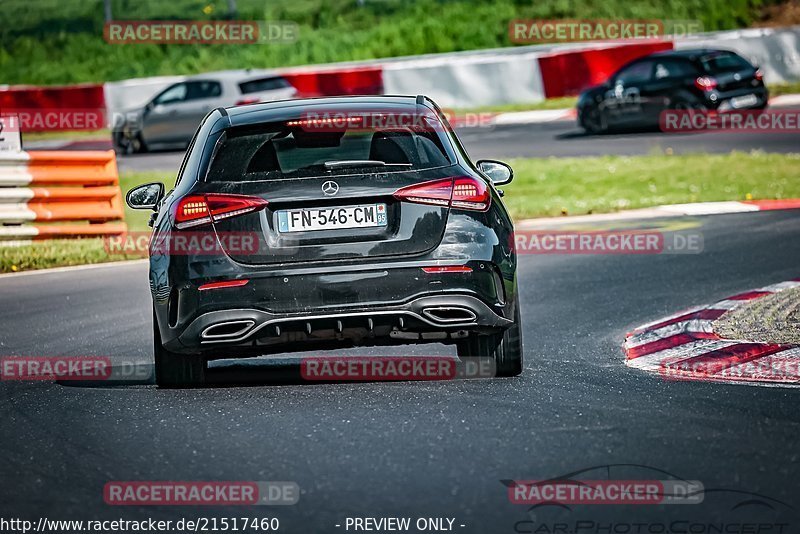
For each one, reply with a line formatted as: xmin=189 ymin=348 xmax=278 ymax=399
xmin=323 ymin=160 xmax=412 ymax=170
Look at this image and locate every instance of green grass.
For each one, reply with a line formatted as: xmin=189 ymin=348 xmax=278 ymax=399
xmin=3 ymin=150 xmax=800 ymax=273
xmin=0 ymin=0 xmax=778 ymax=85
xmin=769 ymin=81 xmax=800 ymax=97
xmin=503 ymin=151 xmax=800 ymax=219
xmin=455 ymin=97 xmax=578 ymax=114
xmin=0 ymin=239 xmax=145 ymax=273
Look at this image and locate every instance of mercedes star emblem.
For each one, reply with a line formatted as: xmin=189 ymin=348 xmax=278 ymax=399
xmin=321 ymin=180 xmax=339 ymax=196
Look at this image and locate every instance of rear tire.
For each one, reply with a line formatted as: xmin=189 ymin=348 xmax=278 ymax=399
xmin=114 ymin=131 xmax=147 ymax=155
xmin=456 ymin=297 xmax=523 ymax=377
xmin=153 ymin=310 xmax=206 ymax=387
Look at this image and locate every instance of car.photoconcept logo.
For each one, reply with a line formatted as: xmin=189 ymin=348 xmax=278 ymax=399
xmin=321 ymin=181 xmax=339 ymax=196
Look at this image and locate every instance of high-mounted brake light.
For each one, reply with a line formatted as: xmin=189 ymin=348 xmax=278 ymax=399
xmin=393 ymin=177 xmax=490 ymax=212
xmin=694 ymin=76 xmax=718 ymax=91
xmin=174 ymin=194 xmax=268 ymax=229
xmin=422 ymin=266 xmax=473 ymax=273
xmin=286 ymin=116 xmax=364 ymax=127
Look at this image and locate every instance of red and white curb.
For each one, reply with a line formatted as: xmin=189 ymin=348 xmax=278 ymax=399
xmin=624 ymin=279 xmax=800 ymax=386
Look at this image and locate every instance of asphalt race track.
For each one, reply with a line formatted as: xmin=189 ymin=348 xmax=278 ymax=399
xmin=1 ymin=209 xmax=799 ymax=531
xmin=104 ymin=120 xmax=800 ymax=173
xmin=456 ymin=121 xmax=800 ymax=159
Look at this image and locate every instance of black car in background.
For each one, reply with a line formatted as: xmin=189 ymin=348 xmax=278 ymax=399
xmin=126 ymin=95 xmax=522 ymax=386
xmin=577 ymin=48 xmax=768 ymax=133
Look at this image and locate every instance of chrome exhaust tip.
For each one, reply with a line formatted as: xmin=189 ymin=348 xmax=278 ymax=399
xmin=421 ymin=307 xmax=477 ymax=324
xmin=201 ymin=320 xmax=256 ymax=340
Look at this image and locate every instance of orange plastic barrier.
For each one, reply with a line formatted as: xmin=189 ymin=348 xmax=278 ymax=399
xmin=0 ymin=150 xmax=127 ymax=239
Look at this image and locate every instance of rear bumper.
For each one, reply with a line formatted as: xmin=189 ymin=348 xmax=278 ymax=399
xmin=165 ymin=293 xmax=513 ymax=354
xmin=708 ymin=87 xmax=769 ymax=110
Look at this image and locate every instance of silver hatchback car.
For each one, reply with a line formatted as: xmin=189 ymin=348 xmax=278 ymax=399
xmin=114 ymin=70 xmax=298 ymax=153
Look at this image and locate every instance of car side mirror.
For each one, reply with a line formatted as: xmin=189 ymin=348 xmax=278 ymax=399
xmin=126 ymin=182 xmax=165 ymax=210
xmin=477 ymin=160 xmax=513 ymax=186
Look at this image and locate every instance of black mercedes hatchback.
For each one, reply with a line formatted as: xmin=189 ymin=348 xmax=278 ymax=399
xmin=127 ymin=95 xmax=522 ymax=386
xmin=577 ymin=48 xmax=768 ymax=133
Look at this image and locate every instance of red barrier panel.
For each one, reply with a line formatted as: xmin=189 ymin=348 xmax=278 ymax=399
xmin=0 ymin=84 xmax=106 ymax=132
xmin=538 ymin=41 xmax=674 ymax=98
xmin=281 ymin=66 xmax=384 ymax=97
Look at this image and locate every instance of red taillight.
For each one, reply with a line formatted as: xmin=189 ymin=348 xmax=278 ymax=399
xmin=422 ymin=266 xmax=472 ymax=273
xmin=451 ymin=177 xmax=490 ymax=211
xmin=393 ymin=178 xmax=452 ymax=207
xmin=754 ymin=69 xmax=764 ymax=82
xmin=198 ymin=279 xmax=249 ymax=291
xmin=174 ymin=194 xmax=268 ymax=229
xmin=235 ymin=97 xmax=261 ymax=105
xmin=393 ymin=177 xmax=490 ymax=211
xmin=695 ymin=76 xmax=718 ymax=91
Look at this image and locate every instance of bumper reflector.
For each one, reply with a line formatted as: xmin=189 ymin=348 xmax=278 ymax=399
xmin=198 ymin=279 xmax=250 ymax=291
xmin=422 ymin=266 xmax=472 ymax=274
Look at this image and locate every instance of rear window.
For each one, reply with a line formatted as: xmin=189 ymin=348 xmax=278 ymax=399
xmin=206 ymin=117 xmax=453 ymax=182
xmin=701 ymin=52 xmax=753 ymax=73
xmin=239 ymin=77 xmax=292 ymax=94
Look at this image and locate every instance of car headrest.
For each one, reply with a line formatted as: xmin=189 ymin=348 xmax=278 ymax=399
xmin=369 ymin=131 xmax=413 ymax=165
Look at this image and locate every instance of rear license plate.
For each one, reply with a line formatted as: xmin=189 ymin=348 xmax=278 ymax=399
xmin=277 ymin=204 xmax=388 ymax=233
xmin=729 ymin=94 xmax=758 ymax=109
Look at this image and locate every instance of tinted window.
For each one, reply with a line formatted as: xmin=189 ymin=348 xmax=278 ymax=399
xmin=701 ymin=52 xmax=753 ymax=73
xmin=615 ymin=61 xmax=654 ymax=85
xmin=154 ymin=83 xmax=187 ymax=105
xmin=207 ymin=119 xmax=452 ymax=182
xmin=653 ymin=59 xmax=699 ymax=79
xmin=239 ymin=77 xmax=292 ymax=94
xmin=186 ymin=80 xmax=222 ymax=100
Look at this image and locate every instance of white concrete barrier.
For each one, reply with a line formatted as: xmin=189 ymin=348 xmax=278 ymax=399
xmin=674 ymin=25 xmax=800 ymax=84
xmin=382 ymin=52 xmax=545 ymax=108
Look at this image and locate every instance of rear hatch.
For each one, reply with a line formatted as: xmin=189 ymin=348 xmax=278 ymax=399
xmin=199 ymin=168 xmax=457 ymax=265
xmin=701 ymin=51 xmax=761 ymax=93
xmin=181 ymin=111 xmax=487 ymax=266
